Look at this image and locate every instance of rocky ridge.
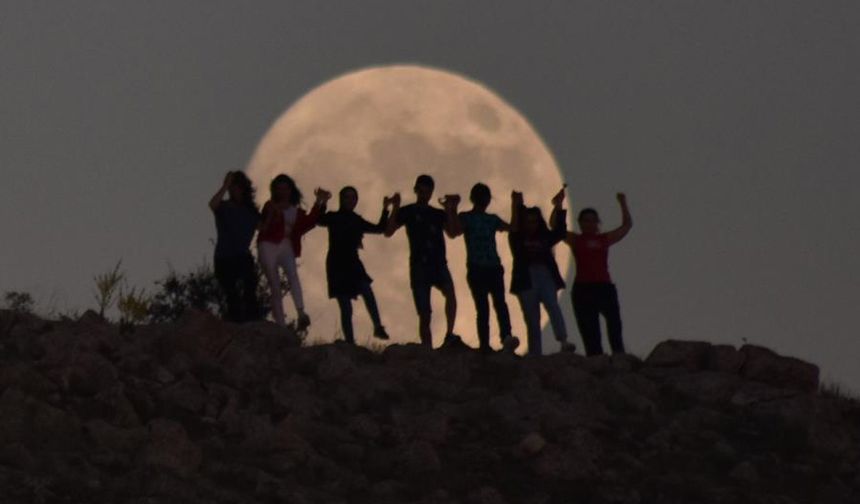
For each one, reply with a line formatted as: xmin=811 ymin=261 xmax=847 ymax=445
xmin=0 ymin=309 xmax=858 ymax=504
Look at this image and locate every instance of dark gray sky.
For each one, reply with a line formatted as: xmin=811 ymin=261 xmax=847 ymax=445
xmin=2 ymin=1 xmax=859 ymax=387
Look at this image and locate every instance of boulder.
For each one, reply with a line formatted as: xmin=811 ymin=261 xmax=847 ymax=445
xmin=143 ymin=418 xmax=202 ymax=478
xmin=645 ymin=340 xmax=712 ymax=370
xmin=739 ymin=345 xmax=819 ymax=392
xmin=707 ymin=344 xmax=745 ymax=373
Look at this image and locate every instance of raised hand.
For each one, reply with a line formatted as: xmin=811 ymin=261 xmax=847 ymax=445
xmin=616 ymin=192 xmax=627 ymax=205
xmin=392 ymin=192 xmax=402 ymax=207
xmin=511 ymin=191 xmax=524 ymax=204
xmin=222 ymin=171 xmax=236 ymax=188
xmin=551 ymin=184 xmax=567 ymax=208
xmin=438 ymin=194 xmax=461 ymax=209
xmin=314 ymin=187 xmax=332 ymax=204
xmin=383 ymin=196 xmax=392 ymax=209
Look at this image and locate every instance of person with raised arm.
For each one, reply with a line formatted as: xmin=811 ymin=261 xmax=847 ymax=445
xmin=564 ymin=193 xmax=632 ymax=356
xmin=508 ymin=186 xmax=575 ymax=356
xmin=385 ymin=174 xmax=460 ymax=347
xmin=209 ymin=171 xmax=261 ymax=323
xmin=257 ymin=174 xmax=330 ymax=330
xmin=319 ymin=186 xmax=392 ymax=345
xmin=446 ymin=183 xmax=519 ymax=353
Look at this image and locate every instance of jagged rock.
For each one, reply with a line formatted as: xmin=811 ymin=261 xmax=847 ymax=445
xmin=645 ymin=340 xmax=712 ymax=370
xmin=740 ymin=345 xmax=820 ymax=392
xmin=467 ymin=486 xmax=508 ymax=504
xmin=707 ymin=344 xmax=745 ymax=373
xmin=143 ymin=418 xmax=201 ymax=478
xmin=518 ymin=432 xmax=547 ymax=456
xmin=0 ymin=387 xmax=82 ymax=450
xmin=0 ymin=313 xmax=856 ymax=503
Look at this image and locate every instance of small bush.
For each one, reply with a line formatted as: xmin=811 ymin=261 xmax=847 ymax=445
xmin=3 ymin=291 xmax=35 ymax=314
xmin=118 ymin=287 xmax=151 ymax=332
xmin=148 ymin=264 xmax=226 ymax=323
xmin=93 ymin=261 xmax=124 ymax=318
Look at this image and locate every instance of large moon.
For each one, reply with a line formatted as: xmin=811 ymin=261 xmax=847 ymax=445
xmin=246 ymin=65 xmax=570 ymax=352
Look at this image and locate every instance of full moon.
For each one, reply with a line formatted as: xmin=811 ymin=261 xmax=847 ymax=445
xmin=246 ymin=65 xmax=569 ymax=352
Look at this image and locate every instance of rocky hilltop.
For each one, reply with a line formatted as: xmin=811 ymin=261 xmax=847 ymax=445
xmin=0 ymin=309 xmax=858 ymax=504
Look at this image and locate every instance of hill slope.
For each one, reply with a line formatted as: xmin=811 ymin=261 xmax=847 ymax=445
xmin=0 ymin=309 xmax=858 ymax=504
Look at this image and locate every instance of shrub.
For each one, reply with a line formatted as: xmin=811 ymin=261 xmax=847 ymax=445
xmin=3 ymin=291 xmax=35 ymax=314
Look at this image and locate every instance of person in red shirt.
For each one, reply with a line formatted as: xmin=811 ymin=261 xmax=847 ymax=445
xmin=564 ymin=193 xmax=632 ymax=356
xmin=257 ymin=174 xmax=330 ymax=331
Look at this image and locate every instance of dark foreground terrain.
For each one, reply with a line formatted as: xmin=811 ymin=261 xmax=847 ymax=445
xmin=0 ymin=309 xmax=858 ymax=504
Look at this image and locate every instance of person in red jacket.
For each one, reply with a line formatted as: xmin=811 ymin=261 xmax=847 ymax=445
xmin=257 ymin=174 xmax=330 ymax=330
xmin=564 ymin=192 xmax=633 ymax=356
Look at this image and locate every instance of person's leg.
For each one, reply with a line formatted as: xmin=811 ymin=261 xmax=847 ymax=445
xmin=258 ymin=243 xmax=286 ymax=326
xmin=239 ymin=255 xmax=259 ymax=322
xmin=488 ymin=266 xmax=513 ymax=346
xmin=438 ymin=265 xmax=457 ymax=338
xmin=279 ymin=242 xmax=305 ymax=315
xmin=336 ymin=296 xmax=355 ymax=344
xmin=411 ymin=269 xmax=433 ymax=347
xmin=467 ymin=268 xmax=491 ymax=351
xmin=601 ymin=284 xmax=625 ymax=354
xmin=215 ymin=257 xmax=241 ymax=322
xmin=533 ymin=266 xmax=569 ymax=344
xmin=358 ymin=281 xmax=383 ymax=330
xmin=572 ymin=284 xmax=603 ymax=356
xmin=516 ymin=289 xmax=542 ymax=356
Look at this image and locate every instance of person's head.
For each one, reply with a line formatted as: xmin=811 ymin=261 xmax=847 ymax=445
xmin=469 ymin=183 xmax=491 ymax=210
xmin=413 ymin=174 xmax=435 ymax=204
xmin=578 ymin=208 xmax=601 ymax=234
xmin=228 ymin=171 xmax=255 ymax=208
xmin=339 ymin=186 xmax=359 ymax=211
xmin=523 ymin=206 xmax=549 ymax=236
xmin=270 ymin=174 xmax=302 ymax=206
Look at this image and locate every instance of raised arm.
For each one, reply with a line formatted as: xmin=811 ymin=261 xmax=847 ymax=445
xmin=549 ymin=186 xmax=568 ymax=245
xmin=605 ymin=192 xmax=632 ymax=245
xmin=510 ymin=191 xmax=524 ymax=232
xmin=294 ymin=188 xmax=331 ymax=236
xmin=363 ymin=197 xmax=393 ymax=234
xmin=384 ymin=193 xmax=402 ymax=237
xmin=208 ymin=172 xmax=234 ymax=212
xmin=440 ymin=194 xmax=462 ymax=238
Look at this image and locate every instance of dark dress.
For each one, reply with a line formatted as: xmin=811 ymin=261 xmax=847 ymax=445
xmin=318 ymin=208 xmax=389 ymax=299
xmin=213 ymin=201 xmax=261 ymax=322
xmin=508 ymin=207 xmax=567 ymax=294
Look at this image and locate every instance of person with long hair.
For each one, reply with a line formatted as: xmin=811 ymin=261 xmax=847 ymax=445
xmin=508 ymin=186 xmax=575 ymax=356
xmin=446 ymin=183 xmax=518 ymax=353
xmin=209 ymin=171 xmax=261 ymax=322
xmin=385 ymin=174 xmax=460 ymax=347
xmin=319 ymin=186 xmax=392 ymax=345
xmin=257 ymin=174 xmax=330 ymax=330
xmin=564 ymin=193 xmax=632 ymax=356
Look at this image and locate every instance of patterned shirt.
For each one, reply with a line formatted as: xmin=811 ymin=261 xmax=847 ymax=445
xmin=459 ymin=211 xmax=505 ymax=267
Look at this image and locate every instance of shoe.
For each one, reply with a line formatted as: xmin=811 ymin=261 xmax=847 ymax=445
xmin=373 ymin=326 xmax=390 ymax=340
xmin=560 ymin=341 xmax=577 ymax=353
xmin=296 ymin=312 xmax=311 ymax=332
xmin=443 ymin=333 xmax=463 ymax=347
xmin=502 ymin=335 xmax=520 ymax=353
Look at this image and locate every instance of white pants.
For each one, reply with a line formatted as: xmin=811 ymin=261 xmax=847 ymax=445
xmin=258 ymin=240 xmax=304 ymax=326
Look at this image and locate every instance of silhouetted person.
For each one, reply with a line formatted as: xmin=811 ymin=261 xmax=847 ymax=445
xmin=447 ymin=183 xmax=518 ymax=353
xmin=386 ymin=174 xmax=459 ymax=347
xmin=509 ymin=187 xmax=575 ymax=356
xmin=209 ymin=171 xmax=260 ymax=323
xmin=564 ymin=193 xmax=632 ymax=356
xmin=258 ymin=174 xmax=330 ymax=330
xmin=319 ymin=186 xmax=392 ymax=345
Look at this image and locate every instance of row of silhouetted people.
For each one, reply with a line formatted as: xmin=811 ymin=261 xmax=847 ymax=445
xmin=209 ymin=172 xmax=632 ymax=356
